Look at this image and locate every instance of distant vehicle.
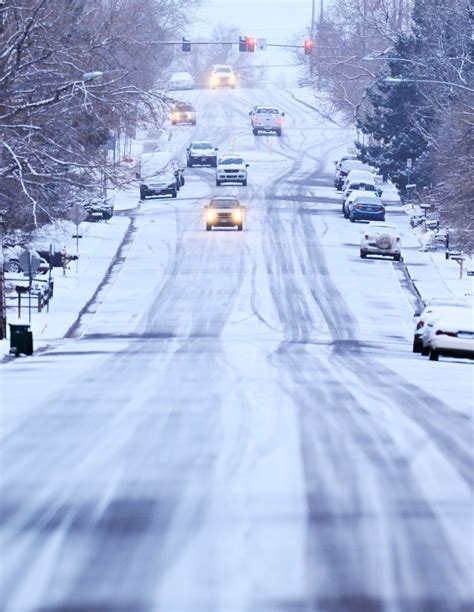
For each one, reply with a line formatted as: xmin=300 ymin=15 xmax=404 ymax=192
xmin=209 ymin=65 xmax=236 ymax=89
xmin=250 ymin=106 xmax=285 ymax=136
xmin=360 ymin=222 xmax=401 ymax=261
xmin=413 ymin=300 xmax=472 ymax=353
xmin=168 ymin=71 xmax=194 ymax=90
xmin=335 ymin=160 xmax=371 ymax=190
xmin=424 ymin=309 xmax=474 ymax=361
xmin=348 ymin=196 xmax=385 ymax=223
xmin=3 ymin=247 xmax=50 ymax=274
xmin=334 ymin=154 xmax=358 ymax=172
xmin=205 ymin=196 xmax=244 ymax=231
xmin=171 ymin=102 xmax=196 ymax=125
xmin=215 ymin=154 xmax=249 ymax=186
xmin=84 ymin=199 xmax=114 ymax=221
xmin=186 ymin=141 xmax=218 ymax=167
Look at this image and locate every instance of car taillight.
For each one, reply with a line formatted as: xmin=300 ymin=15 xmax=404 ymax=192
xmin=277 ymin=117 xmax=283 ymax=125
xmin=435 ymin=330 xmax=457 ymax=337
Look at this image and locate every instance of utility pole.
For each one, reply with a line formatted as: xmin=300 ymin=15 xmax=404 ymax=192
xmin=317 ymin=0 xmax=324 ymax=90
xmin=310 ymin=0 xmax=316 ymax=79
xmin=0 ymin=1 xmax=6 ymax=339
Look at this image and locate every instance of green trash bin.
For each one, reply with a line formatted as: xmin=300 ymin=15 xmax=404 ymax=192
xmin=9 ymin=323 xmax=33 ymax=357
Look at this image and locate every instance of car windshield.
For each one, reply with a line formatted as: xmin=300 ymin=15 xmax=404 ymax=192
xmin=219 ymin=157 xmax=244 ymax=165
xmin=192 ymin=142 xmax=212 ymax=150
xmin=210 ymin=199 xmax=239 ymax=209
xmin=257 ymin=108 xmax=279 ymax=114
xmin=215 ymin=67 xmax=232 ymax=73
xmin=176 ymin=104 xmax=194 ymax=112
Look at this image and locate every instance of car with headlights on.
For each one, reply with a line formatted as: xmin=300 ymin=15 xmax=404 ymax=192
xmin=186 ymin=141 xmax=218 ymax=167
xmin=424 ymin=309 xmax=474 ymax=361
xmin=209 ymin=64 xmax=236 ymax=89
xmin=360 ymin=222 xmax=401 ymax=260
xmin=171 ymin=102 xmax=196 ymax=125
xmin=215 ymin=154 xmax=249 ymax=186
xmin=205 ymin=196 xmax=244 ymax=231
xmin=412 ymin=298 xmax=471 ymax=353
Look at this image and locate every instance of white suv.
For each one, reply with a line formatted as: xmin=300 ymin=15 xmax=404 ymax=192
xmin=360 ymin=222 xmax=402 ymax=261
xmin=216 ymin=154 xmax=249 ymax=186
xmin=250 ymin=106 xmax=285 ymax=136
xmin=210 ymin=65 xmax=236 ymax=89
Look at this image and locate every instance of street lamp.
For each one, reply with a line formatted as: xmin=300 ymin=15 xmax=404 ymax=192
xmin=384 ymin=77 xmax=473 ymax=93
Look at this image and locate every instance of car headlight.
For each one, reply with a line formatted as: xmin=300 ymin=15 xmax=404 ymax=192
xmin=210 ymin=76 xmax=218 ymax=86
xmin=207 ymin=209 xmax=217 ymax=221
xmin=229 ymin=75 xmax=236 ymax=85
xmin=232 ymin=209 xmax=242 ymax=222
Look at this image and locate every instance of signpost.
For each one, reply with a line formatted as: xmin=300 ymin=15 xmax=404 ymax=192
xmin=66 ymin=203 xmax=88 ymax=271
xmin=18 ymin=250 xmax=41 ymax=323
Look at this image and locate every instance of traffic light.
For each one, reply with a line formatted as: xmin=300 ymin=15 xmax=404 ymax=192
xmin=247 ymin=37 xmax=255 ymax=52
xmin=182 ymin=37 xmax=191 ymax=52
xmin=239 ymin=36 xmax=248 ymax=52
xmin=304 ymin=39 xmax=314 ymax=55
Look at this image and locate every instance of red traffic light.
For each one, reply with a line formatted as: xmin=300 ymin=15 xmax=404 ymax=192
xmin=304 ymin=39 xmax=314 ymax=55
xmin=247 ymin=36 xmax=255 ymax=52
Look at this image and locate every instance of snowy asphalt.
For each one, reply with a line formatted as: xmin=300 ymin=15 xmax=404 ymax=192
xmin=0 ymin=88 xmax=472 ymax=612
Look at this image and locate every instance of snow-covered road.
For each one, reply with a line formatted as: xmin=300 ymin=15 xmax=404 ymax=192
xmin=1 ymin=88 xmax=472 ymax=612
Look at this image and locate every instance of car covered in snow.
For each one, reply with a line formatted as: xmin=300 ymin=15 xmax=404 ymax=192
xmin=424 ymin=308 xmax=474 ymax=361
xmin=215 ymin=154 xmax=249 ymax=186
xmin=168 ymin=71 xmax=194 ymax=90
xmin=205 ymin=196 xmax=244 ymax=231
xmin=335 ymin=159 xmax=371 ymax=190
xmin=412 ymin=298 xmax=472 ymax=353
xmin=360 ymin=222 xmax=401 ymax=260
xmin=186 ymin=141 xmax=218 ymax=167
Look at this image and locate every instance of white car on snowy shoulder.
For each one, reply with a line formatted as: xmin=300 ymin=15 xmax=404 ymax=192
xmin=215 ymin=154 xmax=249 ymax=186
xmin=424 ymin=308 xmax=474 ymax=361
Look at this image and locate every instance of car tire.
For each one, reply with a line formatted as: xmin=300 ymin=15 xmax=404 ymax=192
xmin=360 ymin=251 xmax=367 ymax=259
xmin=171 ymin=189 xmax=177 ymax=198
xmin=394 ymin=253 xmax=401 ymax=261
xmin=212 ymin=161 xmax=217 ymax=168
xmin=242 ymin=179 xmax=247 ymax=186
xmin=187 ymin=161 xmax=193 ymax=168
xmin=349 ymin=215 xmax=355 ymax=223
xmin=171 ymin=121 xmax=177 ymax=126
xmin=429 ymin=349 xmax=439 ymax=361
xmin=206 ymin=224 xmax=212 ymax=231
xmin=216 ymin=179 xmax=221 ymax=186
xmin=237 ymin=223 xmax=243 ymax=231
xmin=140 ymin=189 xmax=146 ymax=200
xmin=7 ymin=259 xmax=21 ymax=273
xmin=412 ymin=337 xmax=422 ymax=353
xmin=421 ymin=345 xmax=430 ymax=356
xmin=276 ymin=129 xmax=282 ymax=137
xmin=252 ymin=128 xmax=258 ymax=136
xmin=192 ymin=120 xmax=196 ymax=125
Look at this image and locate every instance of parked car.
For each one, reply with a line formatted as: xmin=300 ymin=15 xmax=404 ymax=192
xmin=209 ymin=65 xmax=236 ymax=89
xmin=215 ymin=154 xmax=249 ymax=186
xmin=170 ymin=102 xmax=196 ymax=125
xmin=84 ymin=199 xmax=114 ymax=221
xmin=425 ymin=309 xmax=474 ymax=361
xmin=168 ymin=72 xmax=194 ymax=90
xmin=334 ymin=154 xmax=358 ymax=173
xmin=412 ymin=299 xmax=471 ymax=353
xmin=186 ymin=141 xmax=218 ymax=167
xmin=335 ymin=160 xmax=371 ymax=190
xmin=348 ymin=196 xmax=385 ymax=223
xmin=360 ymin=222 xmax=401 ymax=261
xmin=204 ymin=196 xmax=244 ymax=231
xmin=344 ymin=190 xmax=381 ymax=218
xmin=250 ymin=106 xmax=285 ymax=136
xmin=3 ymin=246 xmax=51 ymax=274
